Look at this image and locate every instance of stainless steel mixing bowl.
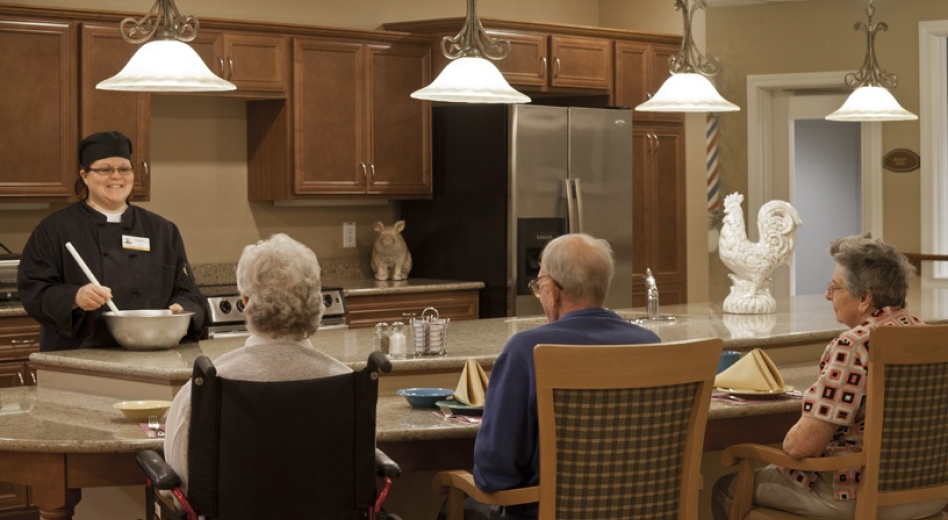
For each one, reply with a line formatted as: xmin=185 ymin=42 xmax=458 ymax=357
xmin=103 ymin=310 xmax=194 ymax=350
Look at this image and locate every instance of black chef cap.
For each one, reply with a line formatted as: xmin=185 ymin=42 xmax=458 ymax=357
xmin=78 ymin=131 xmax=133 ymax=168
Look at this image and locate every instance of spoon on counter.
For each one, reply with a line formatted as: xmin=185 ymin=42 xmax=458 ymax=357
xmin=65 ymin=242 xmax=120 ymax=314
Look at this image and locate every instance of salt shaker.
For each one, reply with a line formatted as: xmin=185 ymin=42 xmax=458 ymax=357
xmin=388 ymin=321 xmax=407 ymax=359
xmin=373 ymin=322 xmax=390 ymax=354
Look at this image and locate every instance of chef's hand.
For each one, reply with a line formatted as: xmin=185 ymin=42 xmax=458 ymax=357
xmin=169 ymin=303 xmax=184 ymax=313
xmin=75 ymin=283 xmax=112 ymax=311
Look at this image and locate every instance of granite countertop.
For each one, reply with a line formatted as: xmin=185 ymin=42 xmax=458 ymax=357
xmin=28 ymin=294 xmax=886 ymax=384
xmin=0 ymin=365 xmax=814 ymax=451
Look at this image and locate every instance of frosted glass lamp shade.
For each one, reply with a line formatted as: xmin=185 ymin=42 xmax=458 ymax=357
xmin=635 ymin=72 xmax=739 ymax=113
xmin=825 ymin=86 xmax=917 ymax=122
xmin=411 ymin=56 xmax=530 ymax=104
xmin=96 ymin=39 xmax=236 ymax=92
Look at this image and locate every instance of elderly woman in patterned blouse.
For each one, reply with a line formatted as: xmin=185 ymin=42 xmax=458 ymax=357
xmin=712 ymin=236 xmax=947 ymax=520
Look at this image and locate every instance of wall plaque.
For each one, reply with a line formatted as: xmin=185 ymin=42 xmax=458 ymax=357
xmin=883 ymin=148 xmax=920 ymax=172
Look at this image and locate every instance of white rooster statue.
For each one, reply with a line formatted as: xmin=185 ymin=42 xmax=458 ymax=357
xmin=719 ymin=192 xmax=803 ymax=314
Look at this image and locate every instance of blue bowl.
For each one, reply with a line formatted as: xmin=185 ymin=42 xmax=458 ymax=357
xmin=396 ymin=388 xmax=454 ymax=409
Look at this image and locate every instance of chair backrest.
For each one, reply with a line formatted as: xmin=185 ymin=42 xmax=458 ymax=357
xmin=533 ymin=338 xmax=723 ymax=520
xmin=857 ymin=324 xmax=948 ymax=518
xmin=186 ymin=353 xmax=386 ymax=520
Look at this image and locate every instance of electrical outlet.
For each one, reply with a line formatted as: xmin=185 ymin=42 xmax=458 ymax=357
xmin=343 ymin=222 xmax=356 ymax=248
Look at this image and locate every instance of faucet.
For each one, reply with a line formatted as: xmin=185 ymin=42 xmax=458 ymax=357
xmin=645 ymin=268 xmax=659 ymax=320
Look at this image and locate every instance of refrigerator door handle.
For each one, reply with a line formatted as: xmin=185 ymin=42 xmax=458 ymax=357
xmin=573 ymin=178 xmax=585 ymax=233
xmin=564 ymin=178 xmax=577 ymax=233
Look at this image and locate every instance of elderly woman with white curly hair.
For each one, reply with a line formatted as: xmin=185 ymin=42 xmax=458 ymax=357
xmin=163 ymin=233 xmax=351 ymax=492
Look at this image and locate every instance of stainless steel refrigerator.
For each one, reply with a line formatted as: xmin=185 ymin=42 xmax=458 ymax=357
xmin=401 ymin=104 xmax=633 ymax=318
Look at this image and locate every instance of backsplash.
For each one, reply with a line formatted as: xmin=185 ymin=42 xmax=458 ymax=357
xmin=193 ymin=257 xmax=374 ymax=289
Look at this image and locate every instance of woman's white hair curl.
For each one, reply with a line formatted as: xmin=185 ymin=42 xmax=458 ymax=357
xmin=236 ymin=234 xmax=323 ymax=339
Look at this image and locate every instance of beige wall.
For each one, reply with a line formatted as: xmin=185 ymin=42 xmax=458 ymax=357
xmin=705 ymin=0 xmax=948 ymax=300
xmin=0 ymin=0 xmax=713 ymax=301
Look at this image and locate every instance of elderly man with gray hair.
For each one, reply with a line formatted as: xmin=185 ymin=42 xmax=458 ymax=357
xmin=462 ymin=233 xmax=660 ymax=520
xmin=164 ymin=233 xmax=351 ymax=492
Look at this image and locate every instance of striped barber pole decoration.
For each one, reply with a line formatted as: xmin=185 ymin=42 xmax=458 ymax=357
xmin=706 ymin=114 xmax=722 ymax=216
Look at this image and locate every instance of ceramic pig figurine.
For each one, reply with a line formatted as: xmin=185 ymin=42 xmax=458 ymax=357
xmin=371 ymin=220 xmax=412 ymax=281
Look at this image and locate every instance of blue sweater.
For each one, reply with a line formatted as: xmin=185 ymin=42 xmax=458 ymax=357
xmin=472 ymin=308 xmax=661 ymax=503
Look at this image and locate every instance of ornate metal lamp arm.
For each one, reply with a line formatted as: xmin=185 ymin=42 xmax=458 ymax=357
xmin=668 ymin=0 xmax=722 ymax=76
xmin=440 ymin=0 xmax=511 ymax=61
xmin=844 ymin=0 xmax=897 ymax=89
xmin=118 ymin=0 xmax=199 ymax=45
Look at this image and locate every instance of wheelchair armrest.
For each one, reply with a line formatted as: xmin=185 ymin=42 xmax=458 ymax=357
xmin=375 ymin=448 xmax=401 ymax=478
xmin=368 ymin=351 xmax=393 ymax=374
xmin=137 ymin=450 xmax=182 ymax=491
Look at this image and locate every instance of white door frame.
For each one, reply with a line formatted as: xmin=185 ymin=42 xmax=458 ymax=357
xmin=919 ymin=20 xmax=948 ymax=285
xmin=746 ymin=72 xmax=884 ymax=244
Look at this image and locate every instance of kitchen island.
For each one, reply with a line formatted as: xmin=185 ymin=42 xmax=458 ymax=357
xmin=28 ymin=293 xmax=948 ymax=399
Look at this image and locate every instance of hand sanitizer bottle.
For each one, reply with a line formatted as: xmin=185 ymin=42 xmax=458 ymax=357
xmin=645 ymin=268 xmax=659 ymax=320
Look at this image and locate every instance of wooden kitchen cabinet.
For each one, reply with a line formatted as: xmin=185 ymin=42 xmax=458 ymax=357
xmin=631 ymin=124 xmax=687 ymax=306
xmin=79 ymin=24 xmax=151 ymax=199
xmin=191 ymin=30 xmax=289 ymax=96
xmin=0 ymin=315 xmax=39 ymax=520
xmin=0 ymin=18 xmax=76 ymax=200
xmin=615 ymin=40 xmax=682 ymax=123
xmin=248 ymin=37 xmax=431 ymax=199
xmin=345 ymin=289 xmax=478 ymax=329
xmin=487 ymin=32 xmax=613 ymax=92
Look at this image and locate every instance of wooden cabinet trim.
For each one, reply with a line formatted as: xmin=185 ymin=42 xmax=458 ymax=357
xmin=346 ymin=289 xmax=479 ymax=328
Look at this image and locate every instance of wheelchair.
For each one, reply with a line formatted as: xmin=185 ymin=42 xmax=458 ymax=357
xmin=137 ymin=351 xmax=401 ymax=520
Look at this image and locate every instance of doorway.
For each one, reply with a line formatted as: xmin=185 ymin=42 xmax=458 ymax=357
xmin=747 ymin=72 xmax=883 ymax=299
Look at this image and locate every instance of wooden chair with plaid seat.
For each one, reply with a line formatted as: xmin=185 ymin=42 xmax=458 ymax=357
xmin=721 ymin=324 xmax=948 ymax=520
xmin=433 ymin=338 xmax=724 ymax=520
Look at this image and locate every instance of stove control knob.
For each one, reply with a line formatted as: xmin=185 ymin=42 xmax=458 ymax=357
xmin=219 ymin=300 xmax=232 ymax=314
xmin=323 ymin=294 xmax=333 ymax=308
xmin=236 ymin=300 xmax=245 ymax=313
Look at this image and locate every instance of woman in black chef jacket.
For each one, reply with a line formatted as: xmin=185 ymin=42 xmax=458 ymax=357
xmin=16 ymin=131 xmax=207 ymax=351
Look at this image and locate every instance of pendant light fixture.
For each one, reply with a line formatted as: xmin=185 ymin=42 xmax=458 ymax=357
xmin=96 ymin=0 xmax=236 ymax=92
xmin=410 ymin=0 xmax=529 ymax=104
xmin=635 ymin=0 xmax=739 ymax=113
xmin=825 ymin=0 xmax=916 ymax=122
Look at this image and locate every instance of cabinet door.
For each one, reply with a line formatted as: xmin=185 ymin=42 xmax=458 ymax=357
xmin=80 ymin=24 xmax=151 ymax=198
xmin=0 ymin=20 xmax=76 ymax=199
xmin=293 ymin=38 xmax=365 ymax=194
xmin=0 ymin=480 xmax=32 ymax=518
xmin=345 ymin=290 xmax=479 ymax=329
xmin=647 ymin=43 xmax=683 ymax=123
xmin=487 ymin=30 xmax=547 ymax=89
xmin=365 ymin=43 xmax=431 ymax=196
xmin=218 ymin=33 xmax=289 ymax=93
xmin=549 ymin=35 xmax=612 ymax=91
xmin=616 ymin=41 xmax=682 ymax=123
xmin=631 ymin=125 xmax=686 ymax=305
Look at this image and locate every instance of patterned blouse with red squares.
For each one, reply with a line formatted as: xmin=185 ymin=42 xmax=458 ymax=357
xmin=779 ymin=306 xmax=925 ymax=501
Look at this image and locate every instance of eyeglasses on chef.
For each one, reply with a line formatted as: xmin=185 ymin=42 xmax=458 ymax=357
xmin=528 ymin=275 xmax=561 ymax=298
xmin=86 ymin=166 xmax=134 ymax=176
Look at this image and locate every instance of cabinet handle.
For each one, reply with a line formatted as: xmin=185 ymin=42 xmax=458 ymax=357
xmin=554 ymin=57 xmax=561 ymax=79
xmin=228 ymin=57 xmax=235 ymax=80
xmin=360 ymin=162 xmax=367 ymax=180
xmin=369 ymin=163 xmax=376 ymax=180
xmin=218 ymin=57 xmax=225 ymax=76
xmin=11 ymin=338 xmax=37 ymax=345
xmin=651 ymin=132 xmax=660 ymax=152
xmin=539 ymin=56 xmax=547 ymax=78
xmin=30 ymin=371 xmax=36 ymax=385
xmin=17 ymin=373 xmax=24 ymax=386
xmin=141 ymin=160 xmax=150 ymax=186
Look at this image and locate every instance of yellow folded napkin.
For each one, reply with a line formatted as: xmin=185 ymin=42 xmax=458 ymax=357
xmin=714 ymin=348 xmax=786 ymax=392
xmin=453 ymin=359 xmax=489 ymax=407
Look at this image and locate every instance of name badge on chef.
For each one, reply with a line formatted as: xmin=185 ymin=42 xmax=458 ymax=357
xmin=122 ymin=235 xmax=151 ymax=252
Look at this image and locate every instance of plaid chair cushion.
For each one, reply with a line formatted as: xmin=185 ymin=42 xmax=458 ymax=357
xmin=880 ymin=362 xmax=948 ymax=491
xmin=552 ymin=383 xmax=698 ymax=520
